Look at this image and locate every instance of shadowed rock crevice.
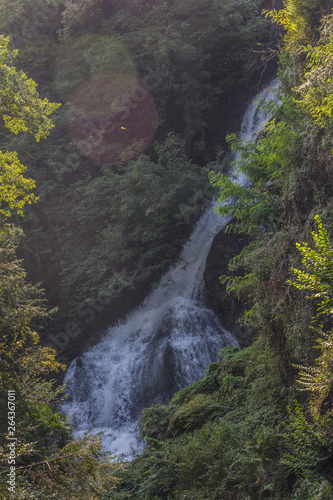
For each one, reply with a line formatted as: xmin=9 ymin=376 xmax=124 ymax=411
xmin=204 ymin=219 xmax=254 ymax=346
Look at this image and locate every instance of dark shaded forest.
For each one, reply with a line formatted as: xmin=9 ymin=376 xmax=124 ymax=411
xmin=2 ymin=0 xmax=333 ymax=498
xmin=0 ymin=0 xmax=280 ymax=364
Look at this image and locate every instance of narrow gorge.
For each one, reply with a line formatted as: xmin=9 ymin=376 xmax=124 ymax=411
xmin=62 ymin=81 xmax=279 ymax=457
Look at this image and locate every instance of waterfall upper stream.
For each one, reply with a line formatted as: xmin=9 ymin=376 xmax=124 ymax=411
xmin=62 ymin=81 xmax=279 ymax=457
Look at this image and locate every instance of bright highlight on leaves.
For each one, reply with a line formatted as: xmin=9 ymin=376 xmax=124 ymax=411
xmin=0 ymin=151 xmax=36 ymax=219
xmin=289 ymin=217 xmax=333 ymax=420
xmin=0 ymin=36 xmax=60 ymax=141
xmin=289 ymin=215 xmax=333 ymax=316
xmin=0 ymin=36 xmax=60 ymax=224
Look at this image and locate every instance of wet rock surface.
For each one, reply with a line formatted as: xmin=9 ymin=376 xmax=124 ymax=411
xmin=204 ymin=219 xmax=253 ymax=346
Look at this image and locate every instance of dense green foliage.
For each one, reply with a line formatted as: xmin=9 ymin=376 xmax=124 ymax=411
xmin=5 ymin=0 xmax=333 ymax=498
xmin=114 ymin=344 xmax=292 ymax=499
xmin=0 ymin=0 xmax=277 ymax=355
xmin=111 ymin=1 xmax=333 ymax=498
xmin=0 ymin=1 xmax=280 ymax=497
xmin=24 ymin=132 xmax=210 ymax=312
xmin=0 ymin=34 xmax=121 ymax=498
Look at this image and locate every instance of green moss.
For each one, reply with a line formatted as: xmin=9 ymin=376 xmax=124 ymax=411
xmin=169 ymin=393 xmax=223 ymax=435
xmin=115 ymin=343 xmax=291 ymax=499
xmin=140 ymin=403 xmax=175 ymax=442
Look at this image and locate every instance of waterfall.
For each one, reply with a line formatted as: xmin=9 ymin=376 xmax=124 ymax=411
xmin=62 ymin=80 xmax=279 ymax=457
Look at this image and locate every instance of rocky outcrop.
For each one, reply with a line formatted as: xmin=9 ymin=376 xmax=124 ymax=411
xmin=204 ymin=219 xmax=253 ymax=346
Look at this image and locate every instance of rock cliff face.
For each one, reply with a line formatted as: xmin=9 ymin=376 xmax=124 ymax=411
xmin=203 ymin=69 xmax=279 ymax=346
xmin=204 ymin=220 xmax=253 ymax=347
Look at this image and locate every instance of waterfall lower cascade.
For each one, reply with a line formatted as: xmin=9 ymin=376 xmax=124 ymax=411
xmin=62 ymin=80 xmax=279 ymax=457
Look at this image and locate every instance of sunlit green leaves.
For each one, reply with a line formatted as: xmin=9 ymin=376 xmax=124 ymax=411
xmin=209 ymin=99 xmax=294 ymax=236
xmin=0 ymin=150 xmax=36 ymax=219
xmin=0 ymin=36 xmax=60 ymax=141
xmin=289 ymin=217 xmax=333 ymax=421
xmin=294 ymin=15 xmax=333 ymax=128
xmin=281 ymin=400 xmax=327 ymax=477
xmin=289 ymin=215 xmax=333 ymax=316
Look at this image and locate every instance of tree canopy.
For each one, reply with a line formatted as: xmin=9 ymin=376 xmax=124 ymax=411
xmin=0 ymin=35 xmax=121 ymax=499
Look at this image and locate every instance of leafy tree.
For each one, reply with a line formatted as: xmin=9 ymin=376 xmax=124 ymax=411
xmin=277 ymin=218 xmax=333 ymax=496
xmin=0 ymin=0 xmax=63 ymax=89
xmin=265 ymin=0 xmax=331 ymax=52
xmin=289 ymin=215 xmax=333 ymax=317
xmin=294 ymin=14 xmax=333 ymax=128
xmin=208 ymin=93 xmax=308 ymax=236
xmin=0 ymin=36 xmax=60 ymax=140
xmin=0 ymin=35 xmax=59 ymax=223
xmin=0 ymin=35 xmax=122 ymax=498
xmin=56 ymin=133 xmax=211 ymax=306
xmin=289 ymin=217 xmax=333 ymax=416
xmin=113 ymin=4 xmax=333 ymax=499
xmin=0 ymin=151 xmax=36 ymax=220
xmin=0 ymin=0 xmax=280 ymax=337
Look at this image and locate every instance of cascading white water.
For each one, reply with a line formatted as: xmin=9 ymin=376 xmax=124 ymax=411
xmin=62 ymin=80 xmax=279 ymax=457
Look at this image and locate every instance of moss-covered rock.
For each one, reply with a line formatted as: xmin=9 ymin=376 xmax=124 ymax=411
xmin=169 ymin=393 xmax=223 ymax=435
xmin=114 ymin=342 xmax=293 ymax=499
